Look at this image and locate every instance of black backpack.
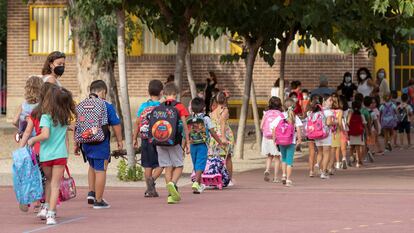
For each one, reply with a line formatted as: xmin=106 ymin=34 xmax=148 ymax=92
xmin=398 ymin=106 xmax=408 ymax=123
xmin=148 ymin=101 xmax=182 ymax=146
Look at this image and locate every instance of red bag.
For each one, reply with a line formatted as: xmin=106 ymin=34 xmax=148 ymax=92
xmin=348 ymin=113 xmax=364 ymax=136
xmin=59 ymin=165 xmax=76 ymax=202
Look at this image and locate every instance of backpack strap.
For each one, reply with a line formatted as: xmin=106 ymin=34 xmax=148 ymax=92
xmin=89 ymin=93 xmax=99 ymax=98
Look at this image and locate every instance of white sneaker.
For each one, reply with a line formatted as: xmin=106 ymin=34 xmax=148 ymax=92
xmin=335 ymin=162 xmax=341 ymax=169
xmin=320 ymin=173 xmax=330 ymax=179
xmin=46 ymin=211 xmax=56 ymax=225
xmin=228 ymin=180 xmax=234 ymax=187
xmin=37 ymin=206 xmax=48 ymax=220
xmin=198 ymin=184 xmax=206 ymax=193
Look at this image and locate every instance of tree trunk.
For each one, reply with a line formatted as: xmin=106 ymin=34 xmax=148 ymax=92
xmin=235 ymin=39 xmax=261 ymax=159
xmin=175 ymin=34 xmax=189 ymax=101
xmin=279 ymin=45 xmax=287 ymax=103
xmin=116 ymin=9 xmax=135 ymax=167
xmin=74 ymin=40 xmax=100 ymax=99
xmin=250 ymin=80 xmax=261 ymax=149
xmin=185 ymin=46 xmax=197 ymax=98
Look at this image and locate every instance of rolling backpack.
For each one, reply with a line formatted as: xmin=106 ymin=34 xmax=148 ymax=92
xmin=274 ymin=115 xmax=295 ymax=146
xmin=149 ymin=100 xmax=182 ymax=146
xmin=187 ymin=114 xmax=209 ymax=144
xmin=75 ymin=94 xmax=109 ymax=144
xmin=12 ymin=147 xmax=43 ymax=205
xmin=262 ymin=110 xmax=281 ymax=139
xmin=138 ymin=100 xmax=158 ymax=140
xmin=348 ymin=113 xmax=364 ymax=136
xmin=380 ymin=103 xmax=397 ymax=129
xmin=306 ymin=111 xmax=329 ymax=140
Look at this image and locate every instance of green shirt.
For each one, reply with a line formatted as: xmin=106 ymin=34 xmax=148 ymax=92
xmin=39 ymin=114 xmax=68 ymax=162
xmin=361 ymin=107 xmax=371 ymax=126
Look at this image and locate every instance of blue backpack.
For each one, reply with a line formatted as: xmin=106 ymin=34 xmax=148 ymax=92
xmin=12 ymin=147 xmax=43 ymax=205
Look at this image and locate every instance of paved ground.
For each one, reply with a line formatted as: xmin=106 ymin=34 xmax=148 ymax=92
xmin=1 ymin=146 xmax=414 ymax=233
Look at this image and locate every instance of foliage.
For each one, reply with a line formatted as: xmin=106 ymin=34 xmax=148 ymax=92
xmin=0 ymin=0 xmax=6 ymax=61
xmin=117 ymin=159 xmax=143 ymax=182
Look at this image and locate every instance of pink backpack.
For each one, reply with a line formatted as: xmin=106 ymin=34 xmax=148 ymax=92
xmin=306 ymin=112 xmax=329 ymax=140
xmin=275 ymin=115 xmax=295 ymax=146
xmin=262 ymin=110 xmax=281 ymax=139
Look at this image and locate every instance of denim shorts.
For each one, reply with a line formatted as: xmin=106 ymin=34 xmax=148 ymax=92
xmin=190 ymin=143 xmax=208 ymax=172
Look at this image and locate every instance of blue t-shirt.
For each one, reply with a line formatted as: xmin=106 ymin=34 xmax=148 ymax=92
xmin=136 ymin=99 xmax=161 ymax=117
xmin=82 ymin=101 xmax=121 ymax=159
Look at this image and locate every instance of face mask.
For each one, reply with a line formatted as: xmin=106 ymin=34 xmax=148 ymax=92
xmin=360 ymin=74 xmax=367 ymax=80
xmin=292 ymin=97 xmax=298 ymax=103
xmin=378 ymin=72 xmax=385 ymax=79
xmin=345 ymin=76 xmax=352 ymax=82
xmin=54 ymin=65 xmax=65 ymax=76
xmin=303 ymin=95 xmax=309 ymax=100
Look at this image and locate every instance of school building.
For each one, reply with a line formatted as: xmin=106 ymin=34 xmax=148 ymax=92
xmin=5 ymin=0 xmax=410 ymax=123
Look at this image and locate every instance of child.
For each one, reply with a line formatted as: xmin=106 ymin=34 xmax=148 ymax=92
xmin=133 ymin=80 xmax=164 ymax=197
xmin=339 ymin=95 xmax=349 ymax=169
xmin=348 ymin=101 xmax=367 ymax=168
xmin=188 ymin=97 xmax=224 ymax=193
xmin=27 ymin=85 xmax=76 ymax=225
xmin=271 ymin=98 xmax=302 ymax=186
xmin=370 ymin=96 xmax=383 ymax=155
xmin=209 ymin=92 xmax=235 ymax=185
xmin=302 ymin=89 xmax=310 ymax=113
xmin=76 ymin=80 xmax=123 ymax=209
xmin=329 ymin=94 xmax=343 ymax=171
xmin=362 ymin=96 xmax=374 ymax=162
xmin=307 ymin=95 xmax=322 ymax=177
xmin=380 ymin=92 xmax=398 ymax=152
xmin=397 ymin=93 xmax=413 ymax=148
xmin=261 ymin=97 xmax=283 ymax=182
xmin=152 ymin=82 xmax=190 ymax=204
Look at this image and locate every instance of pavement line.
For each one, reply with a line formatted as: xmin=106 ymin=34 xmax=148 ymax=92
xmin=329 ymin=230 xmax=339 ymax=233
xmin=358 ymin=225 xmax=368 ymax=228
xmin=375 ymin=223 xmax=384 ymax=225
xmin=23 ymin=216 xmax=86 ymax=233
xmin=343 ymin=227 xmax=352 ymax=230
xmin=391 ymin=220 xmax=402 ymax=223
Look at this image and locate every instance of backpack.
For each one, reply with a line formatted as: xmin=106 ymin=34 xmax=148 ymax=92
xmin=149 ymin=100 xmax=182 ymax=146
xmin=187 ymin=114 xmax=209 ymax=144
xmin=380 ymin=103 xmax=397 ymax=129
xmin=16 ymin=102 xmax=38 ymax=142
xmin=348 ymin=113 xmax=364 ymax=136
xmin=205 ymin=156 xmax=230 ymax=187
xmin=306 ymin=112 xmax=329 ymax=140
xmin=275 ymin=115 xmax=295 ymax=146
xmin=138 ymin=100 xmax=158 ymax=139
xmin=262 ymin=110 xmax=281 ymax=139
xmin=75 ymin=94 xmax=109 ymax=144
xmin=12 ymin=147 xmax=43 ymax=205
xmin=397 ymin=106 xmax=408 ymax=123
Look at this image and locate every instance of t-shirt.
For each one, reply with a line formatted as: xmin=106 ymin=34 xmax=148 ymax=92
xmin=361 ymin=107 xmax=372 ymax=126
xmin=30 ymin=115 xmax=41 ymax=155
xmin=39 ymin=114 xmax=68 ymax=162
xmin=270 ymin=112 xmax=303 ymax=144
xmin=82 ymin=101 xmax=121 ymax=160
xmin=397 ymin=103 xmax=413 ymax=122
xmin=337 ymin=83 xmax=357 ymax=101
xmin=310 ymin=87 xmax=335 ymax=99
xmin=165 ymin=98 xmax=189 ymax=118
xmin=136 ymin=99 xmax=161 ymax=117
xmin=293 ymin=90 xmax=303 ymax=115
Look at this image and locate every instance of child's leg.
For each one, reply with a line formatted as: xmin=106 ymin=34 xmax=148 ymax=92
xmin=358 ymin=145 xmax=364 ymax=163
xmin=152 ymin=167 xmax=163 ymax=180
xmin=226 ymin=155 xmax=233 ymax=180
xmin=407 ymin=130 xmax=411 ymax=146
xmin=308 ymin=141 xmax=315 ymax=172
xmin=192 ymin=144 xmax=207 ymax=184
xmin=316 ymin=146 xmax=323 ymax=166
xmin=164 ymin=167 xmax=173 ymax=184
xmin=265 ymin=155 xmax=273 ymax=172
xmin=340 ymin=139 xmax=347 ymax=161
xmin=355 ymin=146 xmax=361 ymax=164
xmin=94 ymin=160 xmax=108 ymax=202
xmin=285 ymin=144 xmax=295 ymax=181
xmin=42 ymin=166 xmax=52 ymax=206
xmin=279 ymin=146 xmax=287 ymax=177
xmin=328 ymin=147 xmax=336 ymax=170
xmin=274 ymin=156 xmax=280 ymax=179
xmin=321 ymin=146 xmax=331 ymax=173
xmin=399 ymin=132 xmax=404 ymax=146
xmin=49 ymin=165 xmax=65 ymax=212
xmin=88 ymin=165 xmax=96 ymax=192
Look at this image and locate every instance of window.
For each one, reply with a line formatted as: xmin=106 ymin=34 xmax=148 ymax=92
xmin=29 ymin=5 xmax=74 ymax=55
xmin=394 ymin=37 xmax=414 ymax=91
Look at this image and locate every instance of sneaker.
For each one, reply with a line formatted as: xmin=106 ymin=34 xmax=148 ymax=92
xmin=46 ymin=211 xmax=56 ymax=225
xmin=167 ymin=195 xmax=178 ymax=204
xmin=166 ymin=182 xmax=181 ymax=202
xmin=198 ymin=184 xmax=206 ymax=193
xmin=335 ymin=162 xmax=341 ymax=169
xmin=314 ymin=163 xmax=320 ymax=170
xmin=342 ymin=160 xmax=348 ymax=169
xmin=264 ymin=170 xmax=270 ymax=182
xmin=282 ymin=175 xmax=287 ymax=185
xmin=368 ymin=151 xmax=375 ymax=163
xmin=356 ymin=162 xmax=361 ymax=168
xmin=320 ymin=173 xmax=330 ymax=179
xmin=309 ymin=171 xmax=314 ymax=177
xmin=272 ymin=178 xmax=281 ymax=183
xmin=285 ymin=180 xmax=293 ymax=187
xmin=328 ymin=169 xmax=335 ymax=176
xmin=87 ymin=191 xmax=96 ymax=205
xmin=93 ymin=200 xmax=111 ymax=209
xmin=228 ymin=180 xmax=235 ymax=187
xmin=347 ymin=160 xmax=353 ymax=167
xmin=192 ymin=182 xmax=201 ymax=194
xmin=37 ymin=206 xmax=48 ymax=220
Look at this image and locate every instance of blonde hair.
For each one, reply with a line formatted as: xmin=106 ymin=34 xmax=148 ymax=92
xmin=24 ymin=76 xmax=43 ymax=104
xmin=284 ymin=98 xmax=295 ymax=125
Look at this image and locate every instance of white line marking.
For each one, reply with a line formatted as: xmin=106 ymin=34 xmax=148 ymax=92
xmin=391 ymin=220 xmax=402 ymax=223
xmin=329 ymin=230 xmax=339 ymax=233
xmin=23 ymin=216 xmax=86 ymax=233
xmin=343 ymin=227 xmax=352 ymax=230
xmin=359 ymin=225 xmax=368 ymax=227
xmin=376 ymin=222 xmax=384 ymax=225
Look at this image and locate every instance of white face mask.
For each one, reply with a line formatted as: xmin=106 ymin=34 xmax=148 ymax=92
xmin=345 ymin=76 xmax=352 ymax=83
xmin=292 ymin=97 xmax=298 ymax=103
xmin=360 ymin=74 xmax=367 ymax=80
xmin=378 ymin=72 xmax=385 ymax=79
xmin=303 ymin=95 xmax=309 ymax=100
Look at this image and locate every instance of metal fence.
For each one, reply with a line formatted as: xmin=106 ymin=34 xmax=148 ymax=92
xmin=0 ymin=60 xmax=6 ymax=115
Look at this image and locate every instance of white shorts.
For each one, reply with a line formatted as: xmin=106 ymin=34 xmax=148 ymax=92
xmin=261 ymin=137 xmax=281 ymax=156
xmin=315 ymin=133 xmax=332 ymax=147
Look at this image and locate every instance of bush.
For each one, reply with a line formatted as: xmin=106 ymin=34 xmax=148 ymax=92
xmin=117 ymin=159 xmax=143 ymax=182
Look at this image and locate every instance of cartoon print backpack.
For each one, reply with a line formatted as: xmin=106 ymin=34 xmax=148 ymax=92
xmin=262 ymin=110 xmax=281 ymax=139
xmin=348 ymin=113 xmax=364 ymax=136
xmin=12 ymin=147 xmax=43 ymax=205
xmin=306 ymin=111 xmax=329 ymax=140
xmin=149 ymin=100 xmax=182 ymax=146
xmin=75 ymin=94 xmax=109 ymax=144
xmin=139 ymin=100 xmax=157 ymax=140
xmin=205 ymin=156 xmax=230 ymax=187
xmin=15 ymin=102 xmax=38 ymax=142
xmin=380 ymin=103 xmax=397 ymax=129
xmin=397 ymin=106 xmax=409 ymax=123
xmin=187 ymin=114 xmax=209 ymax=144
xmin=275 ymin=115 xmax=295 ymax=146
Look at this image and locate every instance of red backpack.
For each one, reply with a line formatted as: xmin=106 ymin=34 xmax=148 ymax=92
xmin=348 ymin=113 xmax=364 ymax=136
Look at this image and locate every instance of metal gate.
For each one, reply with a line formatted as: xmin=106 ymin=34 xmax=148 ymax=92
xmin=0 ymin=60 xmax=6 ymax=115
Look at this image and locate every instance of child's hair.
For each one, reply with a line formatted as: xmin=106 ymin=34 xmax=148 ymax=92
xmin=216 ymin=91 xmax=227 ymax=105
xmin=273 ymin=79 xmax=280 ymax=88
xmin=40 ymin=85 xmax=76 ymax=126
xmin=32 ymin=82 xmax=55 ymax=120
xmin=288 ymin=92 xmax=298 ymax=98
xmin=191 ymin=97 xmax=205 ymax=114
xmin=24 ymin=76 xmax=43 ymax=104
xmin=166 ymin=74 xmax=174 ymax=84
xmin=373 ymin=95 xmax=380 ymax=107
xmin=401 ymin=93 xmax=409 ymax=103
xmin=354 ymin=93 xmax=364 ymax=104
xmin=42 ymin=51 xmax=66 ymax=75
xmin=302 ymin=89 xmax=309 ymax=95
xmin=391 ymin=90 xmax=398 ymax=99
xmin=383 ymin=92 xmax=392 ymax=102
xmin=339 ymin=95 xmax=349 ymax=111
xmin=90 ymin=80 xmax=108 ymax=94
xmin=331 ymin=93 xmax=342 ymax=110
xmin=352 ymin=101 xmax=362 ymax=115
xmin=363 ymin=96 xmax=372 ymax=107
xmin=267 ymin=96 xmax=282 ymax=111
xmin=163 ymin=82 xmax=178 ymax=96
xmin=148 ymin=80 xmax=163 ymax=96
xmin=311 ymin=96 xmax=323 ymax=112
xmin=290 ymin=81 xmax=299 ymax=90
xmin=284 ymin=98 xmax=295 ymax=124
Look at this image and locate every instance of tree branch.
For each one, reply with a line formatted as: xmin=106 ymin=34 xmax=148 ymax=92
xmin=154 ymin=0 xmax=173 ymax=24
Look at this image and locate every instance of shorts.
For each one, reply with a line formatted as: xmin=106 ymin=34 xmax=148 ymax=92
xmin=41 ymin=158 xmax=67 ymax=167
xmin=87 ymin=157 xmax=108 ymax=171
xmin=315 ymin=133 xmax=332 ymax=147
xmin=190 ymin=143 xmax=208 ymax=172
xmin=156 ymin=144 xmax=184 ymax=168
xmin=141 ymin=139 xmax=159 ymax=168
xmin=398 ymin=121 xmax=411 ymax=134
xmin=261 ymin=137 xmax=281 ymax=156
xmin=349 ymin=135 xmax=364 ymax=146
xmin=279 ymin=144 xmax=295 ymax=166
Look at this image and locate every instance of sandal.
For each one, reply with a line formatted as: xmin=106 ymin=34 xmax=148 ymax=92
xmin=264 ymin=171 xmax=270 ymax=182
xmin=281 ymin=175 xmax=287 ymax=185
xmin=272 ymin=178 xmax=281 ymax=183
xmin=285 ymin=180 xmax=293 ymax=187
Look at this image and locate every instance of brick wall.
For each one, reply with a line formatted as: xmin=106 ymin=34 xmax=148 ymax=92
xmin=7 ymin=0 xmax=374 ymax=120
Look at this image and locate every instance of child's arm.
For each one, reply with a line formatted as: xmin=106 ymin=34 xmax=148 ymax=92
xmin=132 ymin=117 xmax=140 ymax=148
xmin=112 ymin=124 xmax=123 ymax=150
xmin=326 ymin=116 xmax=333 ymax=126
xmin=296 ymin=126 xmax=302 ymax=145
xmin=181 ymin=115 xmax=190 ymax=153
xmin=19 ymin=118 xmax=34 ymax=147
xmin=210 ymin=128 xmax=225 ymax=147
xmin=337 ymin=111 xmax=343 ymax=131
xmin=27 ymin=127 xmax=50 ymax=146
xmin=220 ymin=108 xmax=229 ymax=143
xmin=12 ymin=105 xmax=22 ymax=128
xmin=66 ymin=130 xmax=70 ymax=155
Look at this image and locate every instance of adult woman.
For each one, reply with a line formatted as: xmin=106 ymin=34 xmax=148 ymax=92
xmin=41 ymin=51 xmax=66 ymax=86
xmin=271 ymin=79 xmax=290 ymax=100
xmin=205 ymin=71 xmax=217 ymax=114
xmin=376 ymin=68 xmax=390 ymax=102
xmin=337 ymin=72 xmax=357 ymax=106
xmin=356 ymin=67 xmax=376 ymax=97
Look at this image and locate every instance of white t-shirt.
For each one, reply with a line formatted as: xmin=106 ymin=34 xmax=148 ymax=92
xmin=270 ymin=112 xmax=303 ymax=144
xmin=357 ymin=80 xmax=373 ymax=97
xmin=271 ymin=87 xmax=280 ymax=98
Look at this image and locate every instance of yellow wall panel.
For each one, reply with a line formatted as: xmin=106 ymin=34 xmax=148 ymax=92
xmin=374 ymin=44 xmax=390 ymax=82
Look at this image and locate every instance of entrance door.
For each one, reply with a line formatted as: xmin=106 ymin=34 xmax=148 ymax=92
xmin=394 ymin=39 xmax=414 ymax=91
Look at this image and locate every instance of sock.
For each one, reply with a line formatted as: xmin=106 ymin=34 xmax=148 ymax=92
xmin=47 ymin=210 xmax=56 ymax=217
xmin=43 ymin=203 xmax=49 ymax=209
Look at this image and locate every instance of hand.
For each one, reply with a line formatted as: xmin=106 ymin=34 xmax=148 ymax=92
xmin=133 ymin=138 xmax=138 ymax=148
xmin=185 ymin=144 xmax=190 ymax=155
xmin=297 ymin=138 xmax=302 ymax=145
xmin=74 ymin=145 xmax=81 ymax=156
xmin=117 ymin=141 xmax=123 ymax=150
xmin=27 ymin=138 xmax=34 ymax=147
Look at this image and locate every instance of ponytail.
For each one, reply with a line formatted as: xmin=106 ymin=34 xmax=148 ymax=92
xmin=284 ymin=98 xmax=295 ymax=124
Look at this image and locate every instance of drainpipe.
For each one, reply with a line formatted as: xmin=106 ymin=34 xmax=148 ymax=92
xmin=390 ymin=45 xmax=396 ymax=91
